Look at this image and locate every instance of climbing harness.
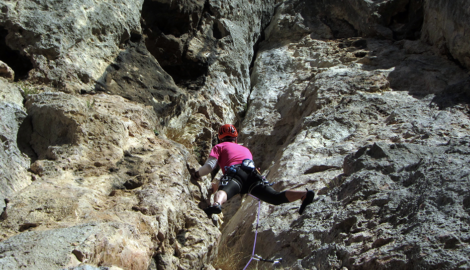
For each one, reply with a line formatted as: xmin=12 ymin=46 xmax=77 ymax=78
xmin=221 ymin=158 xmax=256 ymax=187
xmin=248 ymin=167 xmax=274 ymax=194
xmin=243 ymin=195 xmax=282 ymax=270
xmin=222 ymin=160 xmax=273 ymax=192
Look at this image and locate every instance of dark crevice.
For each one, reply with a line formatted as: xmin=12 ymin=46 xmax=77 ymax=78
xmin=203 ymin=0 xmax=214 ymax=16
xmin=94 ymin=36 xmax=187 ymax=123
xmin=0 ymin=27 xmax=33 ymax=81
xmin=123 ymin=178 xmax=144 ymax=190
xmin=130 ymin=33 xmax=142 ymax=43
xmin=389 ymin=0 xmax=424 ymax=40
xmin=197 ymin=2 xmax=211 ymax=30
xmin=304 ymin=165 xmax=342 ymax=174
xmin=17 ymin=115 xmax=38 ymax=162
xmin=19 ymin=222 xmax=39 ymax=232
xmin=0 ymin=198 xmax=8 ymax=220
xmin=72 ymin=250 xmax=85 ymax=262
xmin=249 ymin=29 xmax=265 ymax=78
xmin=212 ymin=20 xmax=227 ymax=40
xmin=141 ymin=2 xmax=194 ymax=38
xmin=325 ymin=18 xmax=358 ymax=39
xmin=432 ymin=77 xmax=470 ymax=110
xmin=140 ymin=0 xmax=209 ymax=90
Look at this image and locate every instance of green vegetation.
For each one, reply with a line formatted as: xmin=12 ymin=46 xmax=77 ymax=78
xmin=86 ymin=99 xmax=96 ymax=109
xmin=18 ymin=82 xmax=39 ymax=96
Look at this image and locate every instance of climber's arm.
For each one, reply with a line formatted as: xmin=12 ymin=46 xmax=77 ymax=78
xmin=196 ymin=156 xmax=218 ymax=177
xmin=189 ymin=156 xmax=218 ymax=181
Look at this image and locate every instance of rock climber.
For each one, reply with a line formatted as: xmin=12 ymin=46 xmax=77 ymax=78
xmin=188 ymin=124 xmax=315 ymax=216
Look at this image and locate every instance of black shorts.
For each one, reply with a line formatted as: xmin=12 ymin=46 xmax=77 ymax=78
xmin=218 ymin=179 xmax=242 ymax=200
xmin=218 ymin=168 xmax=289 ymax=205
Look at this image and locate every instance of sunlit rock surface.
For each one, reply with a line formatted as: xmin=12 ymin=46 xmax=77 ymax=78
xmin=0 ymin=0 xmax=469 ymax=269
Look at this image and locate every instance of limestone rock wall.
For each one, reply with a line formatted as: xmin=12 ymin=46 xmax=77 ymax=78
xmin=150 ymin=0 xmax=281 ymax=153
xmin=0 ymin=92 xmax=220 ymax=270
xmin=0 ymin=0 xmax=282 ymax=162
xmin=0 ymin=0 xmax=469 ymax=269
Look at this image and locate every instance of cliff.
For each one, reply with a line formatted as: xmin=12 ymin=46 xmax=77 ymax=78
xmin=0 ymin=0 xmax=469 ymax=269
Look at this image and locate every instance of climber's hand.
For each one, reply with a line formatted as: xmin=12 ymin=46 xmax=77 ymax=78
xmin=186 ymin=163 xmax=200 ymax=181
xmin=209 ymin=182 xmax=219 ymax=194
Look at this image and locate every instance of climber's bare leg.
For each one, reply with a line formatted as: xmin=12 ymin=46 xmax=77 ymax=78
xmin=213 ymin=190 xmax=227 ymax=206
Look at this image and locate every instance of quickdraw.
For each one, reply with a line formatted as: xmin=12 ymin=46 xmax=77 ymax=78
xmin=252 ymin=254 xmax=282 ymax=264
xmin=243 ymin=195 xmax=282 ymax=270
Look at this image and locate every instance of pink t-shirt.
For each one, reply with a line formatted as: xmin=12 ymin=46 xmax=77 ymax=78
xmin=209 ymin=142 xmax=253 ymax=173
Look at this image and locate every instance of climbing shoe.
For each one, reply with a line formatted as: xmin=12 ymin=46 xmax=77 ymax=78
xmin=299 ymin=189 xmax=315 ymax=214
xmin=204 ymin=204 xmax=222 ymax=217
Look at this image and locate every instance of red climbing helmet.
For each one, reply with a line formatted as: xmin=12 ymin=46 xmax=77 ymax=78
xmin=218 ymin=124 xmax=238 ymax=140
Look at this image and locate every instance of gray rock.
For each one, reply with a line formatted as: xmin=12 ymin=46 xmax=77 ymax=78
xmin=220 ymin=1 xmax=470 ymax=269
xmin=0 ymin=0 xmax=143 ymax=92
xmin=422 ymin=0 xmax=470 ymax=69
xmin=1 ymin=91 xmax=220 ymax=270
xmin=265 ymin=0 xmax=424 ymax=41
xmin=0 ymin=60 xmax=14 ymax=81
xmin=63 ymin=265 xmax=119 ymax=270
xmin=0 ymin=78 xmax=24 ymax=110
xmin=0 ymin=222 xmax=149 ymax=270
xmin=222 ymin=141 xmax=470 ymax=269
xmin=0 ymin=79 xmax=30 ymax=220
xmin=0 ymin=223 xmax=98 ymax=270
xmin=0 ymin=0 xmax=469 ymax=270
xmin=0 ymin=102 xmax=30 ymax=197
xmin=93 ymin=38 xmax=185 ymax=125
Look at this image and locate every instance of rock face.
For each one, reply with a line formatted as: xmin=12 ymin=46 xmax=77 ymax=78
xmin=220 ymin=0 xmax=470 ymax=269
xmin=0 ymin=60 xmax=15 ymax=81
xmin=222 ymin=141 xmax=470 ymax=269
xmin=1 ymin=92 xmax=220 ymax=270
xmin=0 ymin=78 xmax=31 ymax=221
xmin=422 ymin=0 xmax=470 ymax=69
xmin=0 ymin=0 xmax=469 ymax=269
xmin=0 ymin=0 xmax=143 ymax=91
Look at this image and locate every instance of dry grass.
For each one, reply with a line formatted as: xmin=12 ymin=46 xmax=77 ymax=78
xmin=214 ymin=247 xmax=287 ymax=270
xmin=213 ymin=245 xmax=246 ymax=270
